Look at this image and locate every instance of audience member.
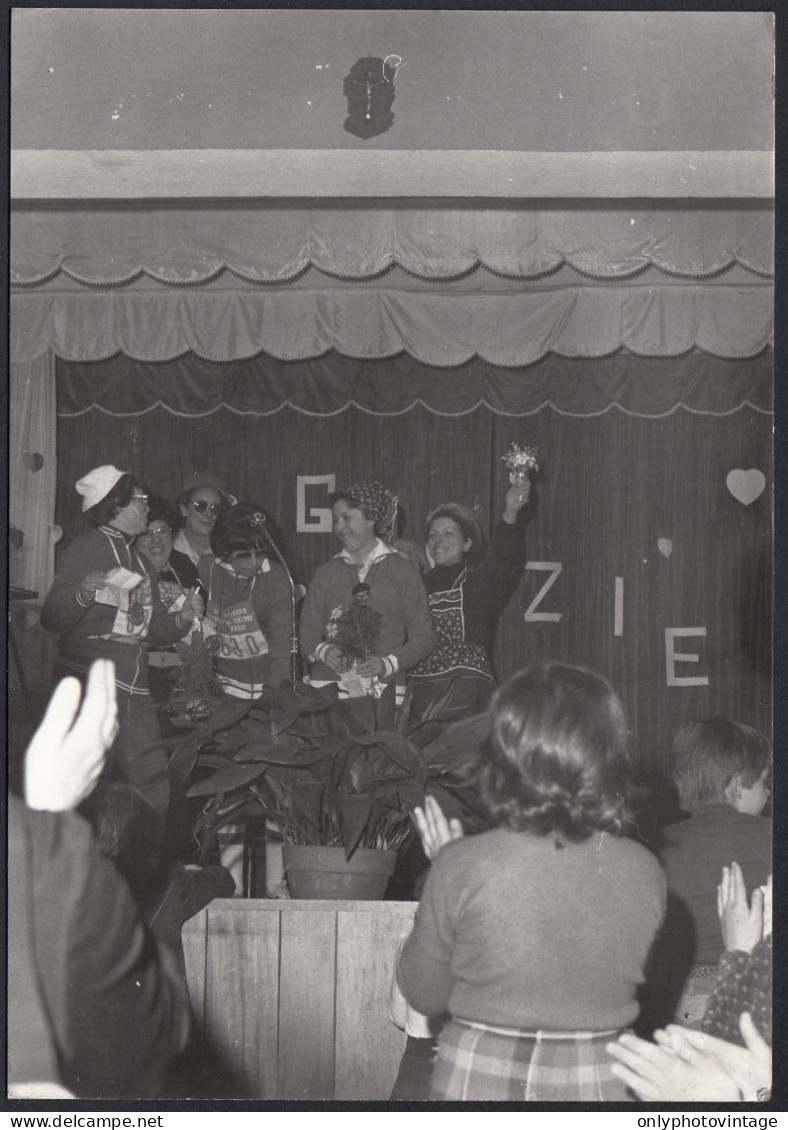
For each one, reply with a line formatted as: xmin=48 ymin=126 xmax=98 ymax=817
xmin=608 ymin=862 xmax=772 ymax=1101
xmin=8 ymin=660 xmax=192 ymax=1099
xmin=655 ymin=719 xmax=771 ymax=1026
xmin=396 ymin=662 xmax=666 ymax=1101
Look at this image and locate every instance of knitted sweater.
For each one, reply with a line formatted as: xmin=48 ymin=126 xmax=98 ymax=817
xmin=398 ymin=826 xmax=666 ymax=1031
xmin=42 ymin=526 xmax=188 ymax=695
xmin=659 ymin=806 xmax=771 ymax=965
xmin=300 ymin=550 xmax=436 ymax=683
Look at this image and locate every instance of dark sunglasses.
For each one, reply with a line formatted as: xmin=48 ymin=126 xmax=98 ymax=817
xmin=189 ymin=499 xmax=222 ymax=515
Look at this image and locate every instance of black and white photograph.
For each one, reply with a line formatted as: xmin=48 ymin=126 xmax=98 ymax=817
xmin=7 ymin=7 xmax=775 ymax=1110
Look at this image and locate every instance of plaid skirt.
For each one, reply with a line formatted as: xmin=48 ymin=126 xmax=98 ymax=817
xmin=430 ymin=1018 xmax=632 ymax=1102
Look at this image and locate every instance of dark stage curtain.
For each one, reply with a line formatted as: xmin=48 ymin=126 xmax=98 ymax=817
xmin=57 ymin=349 xmax=773 ymax=419
xmin=55 ymin=357 xmax=771 ymax=772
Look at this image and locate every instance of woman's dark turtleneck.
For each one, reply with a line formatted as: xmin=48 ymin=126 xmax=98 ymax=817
xmin=424 ymin=560 xmax=468 ymax=595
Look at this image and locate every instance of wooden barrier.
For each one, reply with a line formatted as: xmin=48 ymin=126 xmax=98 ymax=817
xmin=182 ymin=898 xmax=417 ymax=1100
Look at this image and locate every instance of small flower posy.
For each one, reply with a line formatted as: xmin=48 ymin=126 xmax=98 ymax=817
xmin=503 ymin=442 xmax=540 ymax=485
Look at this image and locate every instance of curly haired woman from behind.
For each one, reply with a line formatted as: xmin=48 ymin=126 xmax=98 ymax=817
xmin=396 ymin=662 xmax=666 ymax=1102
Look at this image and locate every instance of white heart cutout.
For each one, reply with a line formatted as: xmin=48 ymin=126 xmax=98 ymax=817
xmin=726 ymin=469 xmax=766 ymax=506
xmin=657 ymin=538 xmax=673 ymax=558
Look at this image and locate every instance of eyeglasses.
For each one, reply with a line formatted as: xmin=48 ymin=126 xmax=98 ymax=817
xmin=131 ymin=494 xmax=149 ymax=506
xmin=189 ymin=499 xmax=222 ymax=515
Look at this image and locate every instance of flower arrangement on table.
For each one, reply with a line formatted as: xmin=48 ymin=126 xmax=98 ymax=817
xmin=503 ymin=442 xmax=540 ymax=485
xmin=325 ymin=583 xmax=385 ymax=698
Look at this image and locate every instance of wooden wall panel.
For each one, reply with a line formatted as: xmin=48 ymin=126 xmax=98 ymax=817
xmin=335 ymin=905 xmax=415 ymax=1100
xmin=181 ymin=910 xmax=207 ymax=1031
xmin=278 ymin=908 xmax=337 ymax=1099
xmin=202 ymin=903 xmax=281 ymax=1099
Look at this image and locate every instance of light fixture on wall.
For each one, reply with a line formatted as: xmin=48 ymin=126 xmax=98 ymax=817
xmin=343 ymin=55 xmax=402 ymax=139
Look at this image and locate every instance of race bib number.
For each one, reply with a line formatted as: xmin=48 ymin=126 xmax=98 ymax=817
xmin=205 ymin=599 xmax=269 ymax=661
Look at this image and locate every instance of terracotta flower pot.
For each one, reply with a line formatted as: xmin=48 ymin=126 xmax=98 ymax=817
xmin=282 ymin=844 xmax=398 ymax=901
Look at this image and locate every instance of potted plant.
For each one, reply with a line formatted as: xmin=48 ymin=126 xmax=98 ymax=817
xmin=170 ymin=679 xmax=485 ymax=900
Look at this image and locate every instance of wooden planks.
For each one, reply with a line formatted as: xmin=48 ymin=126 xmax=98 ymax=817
xmin=181 ymin=909 xmax=207 ymax=1032
xmin=11 ymin=149 xmax=774 ymax=200
xmin=202 ymin=902 xmax=280 ymax=1099
xmin=185 ymin=898 xmax=419 ymax=1099
xmin=278 ymin=907 xmax=337 ymax=1099
xmin=335 ymin=905 xmax=415 ymax=1101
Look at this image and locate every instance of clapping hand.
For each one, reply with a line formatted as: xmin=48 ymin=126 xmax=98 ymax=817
xmin=656 ymin=1015 xmax=771 ymax=1102
xmin=718 ymin=862 xmax=766 ymax=954
xmin=607 ymin=1029 xmax=743 ymax=1103
xmin=25 ymin=659 xmax=118 ymax=812
xmin=413 ymin=795 xmax=464 ymax=861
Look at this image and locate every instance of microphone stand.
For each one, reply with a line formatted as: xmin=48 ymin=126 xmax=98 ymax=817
xmin=259 ymin=522 xmax=301 ymax=688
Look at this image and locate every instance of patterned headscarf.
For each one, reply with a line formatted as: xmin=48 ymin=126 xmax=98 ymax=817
xmin=340 ymin=481 xmax=398 ymax=541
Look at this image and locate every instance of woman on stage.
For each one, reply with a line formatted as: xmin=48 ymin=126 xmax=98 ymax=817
xmin=408 ymin=478 xmax=531 ymax=720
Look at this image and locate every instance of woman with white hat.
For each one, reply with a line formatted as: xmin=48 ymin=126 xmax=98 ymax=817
xmin=42 ymin=466 xmax=204 ymax=815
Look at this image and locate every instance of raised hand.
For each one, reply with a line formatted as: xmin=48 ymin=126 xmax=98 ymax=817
xmin=25 ymin=659 xmax=119 ymax=812
xmin=502 ymin=479 xmax=531 ymax=523
xmin=717 ymin=862 xmax=764 ymax=954
xmin=413 ymin=794 xmax=464 ymax=861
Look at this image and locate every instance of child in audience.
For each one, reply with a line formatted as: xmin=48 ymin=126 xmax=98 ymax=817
xmin=396 ymin=661 xmax=666 ymax=1101
xmin=655 ymin=719 xmax=771 ymax=1027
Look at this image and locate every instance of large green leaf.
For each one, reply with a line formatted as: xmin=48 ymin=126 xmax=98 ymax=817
xmin=348 ymin=730 xmax=426 ymax=774
xmin=419 ymin=711 xmax=490 ymax=770
xmin=187 ymin=761 xmax=267 ymax=797
xmin=338 ymin=794 xmax=374 ymax=856
xmin=169 ymin=730 xmax=210 ymax=781
xmin=235 ymin=741 xmax=328 ymax=767
xmin=200 ymin=697 xmax=254 ymax=735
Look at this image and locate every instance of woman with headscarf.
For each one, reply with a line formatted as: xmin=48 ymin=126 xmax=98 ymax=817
xmin=173 ymin=471 xmax=231 ymax=568
xmin=408 ymin=480 xmax=531 ymax=720
xmin=41 ymin=466 xmax=203 ymax=815
xmin=300 ymin=480 xmax=436 ymax=699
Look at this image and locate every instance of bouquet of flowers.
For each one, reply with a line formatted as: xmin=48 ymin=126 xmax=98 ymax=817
xmin=165 ymin=627 xmax=225 ymax=722
xmin=503 ymin=442 xmax=540 ymax=485
xmin=325 ymin=583 xmax=384 ymax=697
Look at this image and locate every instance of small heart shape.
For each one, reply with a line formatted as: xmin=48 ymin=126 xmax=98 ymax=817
xmin=726 ymin=469 xmax=765 ymax=506
xmin=22 ymin=451 xmax=44 ymax=473
xmin=657 ymin=538 xmax=673 ymax=558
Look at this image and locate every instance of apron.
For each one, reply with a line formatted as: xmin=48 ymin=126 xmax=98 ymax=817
xmin=410 ymin=570 xmax=493 ymax=680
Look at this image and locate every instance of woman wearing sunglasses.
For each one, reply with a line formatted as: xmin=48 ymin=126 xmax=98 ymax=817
xmin=42 ymin=466 xmax=203 ymax=818
xmin=173 ymin=471 xmax=231 ymax=567
xmin=199 ymin=502 xmax=292 ymax=699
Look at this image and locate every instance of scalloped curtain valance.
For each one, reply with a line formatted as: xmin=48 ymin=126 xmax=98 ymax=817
xmin=11 ymin=203 xmax=774 ymax=285
xmin=10 ymin=203 xmax=773 ymax=365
